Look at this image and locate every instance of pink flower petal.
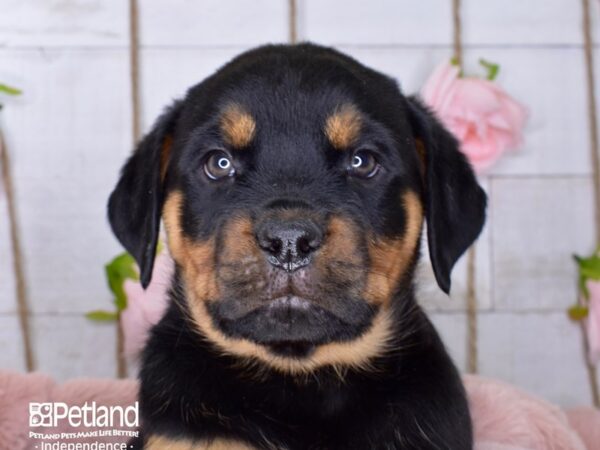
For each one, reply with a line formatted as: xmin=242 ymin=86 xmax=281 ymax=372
xmin=586 ymin=280 xmax=600 ymax=364
xmin=120 ymin=253 xmax=174 ymax=357
xmin=422 ymin=62 xmax=460 ymax=110
xmin=421 ymin=60 xmax=527 ymax=174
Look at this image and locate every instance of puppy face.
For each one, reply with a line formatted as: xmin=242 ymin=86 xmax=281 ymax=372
xmin=108 ymin=44 xmax=486 ymax=374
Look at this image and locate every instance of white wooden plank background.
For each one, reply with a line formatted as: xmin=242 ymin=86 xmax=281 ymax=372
xmin=140 ymin=0 xmax=289 ymax=47
xmin=1 ymin=0 xmax=599 ymax=407
xmin=492 ymin=177 xmax=595 ymax=311
xmin=0 ymin=0 xmax=128 ymax=47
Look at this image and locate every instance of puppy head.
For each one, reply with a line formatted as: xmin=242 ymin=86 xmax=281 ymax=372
xmin=108 ymin=44 xmax=486 ymax=374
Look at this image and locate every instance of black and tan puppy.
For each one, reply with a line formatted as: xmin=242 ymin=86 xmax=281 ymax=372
xmin=108 ymin=44 xmax=486 ymax=449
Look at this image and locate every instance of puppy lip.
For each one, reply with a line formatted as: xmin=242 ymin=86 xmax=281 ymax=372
xmin=267 ymin=295 xmax=313 ymax=310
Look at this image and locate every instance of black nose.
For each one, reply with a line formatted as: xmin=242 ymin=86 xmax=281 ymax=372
xmin=256 ymin=219 xmax=323 ymax=271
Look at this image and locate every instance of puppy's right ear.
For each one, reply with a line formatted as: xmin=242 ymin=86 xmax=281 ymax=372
xmin=108 ymin=102 xmax=182 ymax=288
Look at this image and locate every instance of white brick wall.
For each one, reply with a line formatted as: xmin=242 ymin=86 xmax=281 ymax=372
xmin=1 ymin=0 xmax=599 ymax=407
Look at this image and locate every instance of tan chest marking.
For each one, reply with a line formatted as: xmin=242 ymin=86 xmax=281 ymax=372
xmin=145 ymin=435 xmax=258 ymax=450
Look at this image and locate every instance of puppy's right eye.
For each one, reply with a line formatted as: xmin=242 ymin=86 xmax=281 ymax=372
xmin=204 ymin=150 xmax=236 ymax=180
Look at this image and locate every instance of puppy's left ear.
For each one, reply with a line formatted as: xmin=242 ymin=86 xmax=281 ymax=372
xmin=108 ymin=102 xmax=182 ymax=288
xmin=405 ymin=96 xmax=487 ymax=294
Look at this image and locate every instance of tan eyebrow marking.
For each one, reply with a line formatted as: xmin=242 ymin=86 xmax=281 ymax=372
xmin=220 ymin=104 xmax=256 ymax=149
xmin=324 ymin=104 xmax=362 ymax=150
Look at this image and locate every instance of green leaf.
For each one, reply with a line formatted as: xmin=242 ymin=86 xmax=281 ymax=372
xmin=479 ymin=59 xmax=500 ymax=81
xmin=105 ymin=252 xmax=139 ymax=311
xmin=567 ymin=305 xmax=589 ymax=321
xmin=574 ymin=253 xmax=600 ymax=281
xmin=571 ymin=253 xmax=599 ymax=306
xmin=0 ymin=83 xmax=22 ymax=96
xmin=86 ymin=310 xmax=119 ymax=322
xmin=449 ymin=56 xmax=464 ymax=77
xmin=574 ymin=253 xmax=600 ymax=298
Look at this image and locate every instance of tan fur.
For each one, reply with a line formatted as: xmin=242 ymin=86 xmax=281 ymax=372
xmin=145 ymin=435 xmax=194 ymax=450
xmin=202 ymin=439 xmax=256 ymax=450
xmin=315 ymin=215 xmax=363 ymax=284
xmin=163 ymin=192 xmax=220 ymax=301
xmin=220 ymin=104 xmax=256 ymax=148
xmin=364 ymin=191 xmax=423 ymax=305
xmin=162 ymin=193 xmax=395 ymax=374
xmin=188 ymin=300 xmax=393 ymax=374
xmin=320 ymin=216 xmax=362 ymax=264
xmin=324 ymin=104 xmax=362 ymax=149
xmin=146 ymin=435 xmax=256 ymax=450
xmin=219 ymin=215 xmax=261 ymax=262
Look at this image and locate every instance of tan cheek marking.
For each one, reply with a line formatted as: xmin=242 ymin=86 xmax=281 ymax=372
xmin=220 ymin=104 xmax=256 ymax=148
xmin=146 ymin=435 xmax=256 ymax=450
xmin=321 ymin=216 xmax=362 ymax=263
xmin=219 ymin=216 xmax=261 ymax=263
xmin=324 ymin=104 xmax=362 ymax=150
xmin=163 ymin=191 xmax=220 ymax=301
xmin=315 ymin=216 xmax=363 ymax=283
xmin=364 ymin=191 xmax=424 ymax=305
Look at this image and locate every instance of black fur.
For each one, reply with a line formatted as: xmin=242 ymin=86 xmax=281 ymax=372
xmin=108 ymin=102 xmax=181 ymax=287
xmin=108 ymin=43 xmax=486 ymax=449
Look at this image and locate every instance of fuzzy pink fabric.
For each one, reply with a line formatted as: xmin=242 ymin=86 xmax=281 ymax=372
xmin=464 ymin=375 xmax=591 ymax=450
xmin=566 ymin=407 xmax=600 ymax=450
xmin=0 ymin=370 xmax=597 ymax=449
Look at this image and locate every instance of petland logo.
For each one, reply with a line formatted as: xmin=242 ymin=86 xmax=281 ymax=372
xmin=29 ymin=402 xmax=139 ymax=428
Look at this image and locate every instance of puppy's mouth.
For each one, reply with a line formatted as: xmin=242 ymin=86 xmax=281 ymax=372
xmin=207 ymin=295 xmax=375 ymax=358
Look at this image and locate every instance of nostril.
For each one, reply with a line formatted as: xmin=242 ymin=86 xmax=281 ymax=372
xmin=297 ymin=236 xmax=311 ymax=256
xmin=296 ymin=235 xmax=319 ymax=256
xmin=258 ymin=235 xmax=283 ymax=256
xmin=269 ymin=238 xmax=283 ymax=256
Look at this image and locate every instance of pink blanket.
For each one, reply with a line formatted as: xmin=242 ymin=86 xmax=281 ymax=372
xmin=0 ymin=370 xmax=598 ymax=449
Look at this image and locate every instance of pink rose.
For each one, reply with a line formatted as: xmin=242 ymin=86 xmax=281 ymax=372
xmin=421 ymin=62 xmax=527 ymax=173
xmin=585 ymin=280 xmax=600 ymax=364
xmin=121 ymin=253 xmax=174 ymax=357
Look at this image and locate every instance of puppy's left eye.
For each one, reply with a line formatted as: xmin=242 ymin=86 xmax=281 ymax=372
xmin=204 ymin=150 xmax=236 ymax=180
xmin=348 ymin=150 xmax=380 ymax=178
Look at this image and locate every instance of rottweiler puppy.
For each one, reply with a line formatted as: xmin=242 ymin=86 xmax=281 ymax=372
xmin=108 ymin=43 xmax=486 ymax=449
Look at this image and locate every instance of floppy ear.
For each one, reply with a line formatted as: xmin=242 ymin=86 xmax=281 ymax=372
xmin=108 ymin=102 xmax=182 ymax=288
xmin=406 ymin=96 xmax=487 ymax=294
